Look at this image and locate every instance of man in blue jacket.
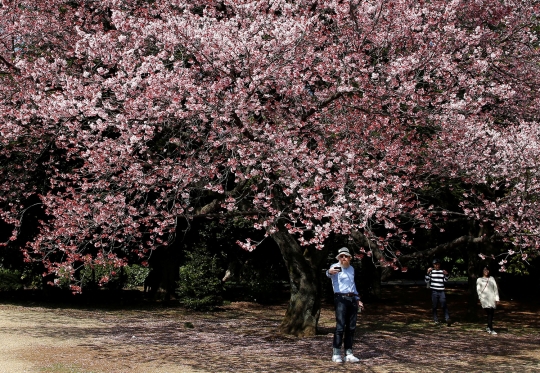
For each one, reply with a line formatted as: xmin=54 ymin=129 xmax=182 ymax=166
xmin=327 ymin=247 xmax=364 ymax=363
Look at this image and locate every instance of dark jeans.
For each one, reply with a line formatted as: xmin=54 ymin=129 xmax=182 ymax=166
xmin=485 ymin=307 xmax=495 ymax=330
xmin=431 ymin=290 xmax=450 ymax=321
xmin=333 ymin=294 xmax=358 ymax=351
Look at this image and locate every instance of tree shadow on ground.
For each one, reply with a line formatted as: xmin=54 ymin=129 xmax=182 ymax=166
xmin=1 ymin=286 xmax=539 ymax=372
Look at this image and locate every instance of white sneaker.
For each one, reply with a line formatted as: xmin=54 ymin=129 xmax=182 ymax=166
xmin=486 ymin=327 xmax=491 ymax=333
xmin=332 ymin=355 xmax=343 ymax=363
xmin=345 ymin=354 xmax=360 ymax=363
xmin=490 ymin=329 xmax=497 ymax=335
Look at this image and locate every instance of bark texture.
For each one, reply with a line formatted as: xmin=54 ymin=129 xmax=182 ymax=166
xmin=272 ymin=229 xmax=329 ymax=337
xmin=467 ymin=248 xmax=480 ymax=321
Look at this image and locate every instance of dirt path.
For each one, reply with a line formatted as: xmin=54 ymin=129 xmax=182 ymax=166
xmin=0 ymin=287 xmax=539 ymax=372
xmin=0 ymin=305 xmax=198 ymax=373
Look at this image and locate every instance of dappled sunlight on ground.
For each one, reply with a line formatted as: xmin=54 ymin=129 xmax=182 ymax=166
xmin=0 ymin=286 xmax=538 ymax=372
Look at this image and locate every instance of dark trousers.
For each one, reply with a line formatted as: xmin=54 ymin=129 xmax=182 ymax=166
xmin=431 ymin=290 xmax=450 ymax=321
xmin=485 ymin=307 xmax=495 ymax=330
xmin=333 ymin=294 xmax=358 ymax=351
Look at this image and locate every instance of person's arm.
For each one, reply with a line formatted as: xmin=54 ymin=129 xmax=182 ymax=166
xmin=442 ymin=270 xmax=449 ymax=282
xmin=347 ymin=267 xmax=362 ymax=309
xmin=425 ymin=268 xmax=432 ymax=283
xmin=492 ymin=277 xmax=500 ymax=302
xmin=476 ymin=278 xmax=483 ymax=296
xmin=327 ymin=266 xmax=340 ymax=277
xmin=352 ymin=289 xmax=364 ymax=309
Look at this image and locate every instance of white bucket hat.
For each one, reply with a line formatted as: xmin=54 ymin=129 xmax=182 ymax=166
xmin=336 ymin=247 xmax=352 ymax=259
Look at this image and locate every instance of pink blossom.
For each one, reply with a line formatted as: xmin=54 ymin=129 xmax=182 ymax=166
xmin=1 ymin=0 xmax=539 ymax=289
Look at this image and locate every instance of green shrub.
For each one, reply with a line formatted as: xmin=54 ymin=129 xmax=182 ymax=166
xmin=79 ymin=263 xmax=150 ymax=290
xmin=20 ymin=267 xmax=44 ymax=290
xmin=0 ymin=268 xmax=24 ymax=291
xmin=80 ymin=263 xmax=118 ymax=288
xmin=237 ymin=263 xmax=282 ymax=302
xmin=176 ymin=247 xmax=223 ymax=310
xmin=123 ymin=264 xmax=150 ymax=289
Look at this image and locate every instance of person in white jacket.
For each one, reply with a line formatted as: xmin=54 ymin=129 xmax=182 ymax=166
xmin=476 ymin=267 xmax=500 ymax=335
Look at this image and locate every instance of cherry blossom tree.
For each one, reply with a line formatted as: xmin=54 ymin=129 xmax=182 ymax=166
xmin=1 ymin=0 xmax=539 ymax=335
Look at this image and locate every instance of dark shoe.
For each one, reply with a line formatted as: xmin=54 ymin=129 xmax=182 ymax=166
xmin=446 ymin=319 xmax=452 ymax=326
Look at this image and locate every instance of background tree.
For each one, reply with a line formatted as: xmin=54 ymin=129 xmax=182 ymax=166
xmin=1 ymin=0 xmax=539 ymax=335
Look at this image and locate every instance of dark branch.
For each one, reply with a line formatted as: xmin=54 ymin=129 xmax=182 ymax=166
xmin=0 ymin=54 xmax=19 ymax=73
xmin=399 ymin=234 xmax=494 ymax=263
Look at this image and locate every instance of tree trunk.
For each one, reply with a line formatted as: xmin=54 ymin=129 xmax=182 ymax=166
xmin=147 ymin=243 xmax=182 ymax=302
xmin=272 ymin=229 xmax=329 ymax=337
xmin=359 ymin=255 xmax=384 ymax=300
xmin=349 ymin=230 xmax=389 ymax=299
xmin=466 ymin=248 xmax=480 ymax=321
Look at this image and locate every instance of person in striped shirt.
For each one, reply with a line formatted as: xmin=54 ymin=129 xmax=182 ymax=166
xmin=425 ymin=258 xmax=451 ymax=326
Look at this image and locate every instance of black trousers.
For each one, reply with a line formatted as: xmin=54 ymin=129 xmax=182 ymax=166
xmin=333 ymin=294 xmax=358 ymax=351
xmin=484 ymin=307 xmax=495 ymax=330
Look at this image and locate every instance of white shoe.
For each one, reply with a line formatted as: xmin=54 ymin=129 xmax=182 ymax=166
xmin=490 ymin=329 xmax=497 ymax=335
xmin=332 ymin=355 xmax=343 ymax=363
xmin=345 ymin=354 xmax=360 ymax=363
xmin=486 ymin=327 xmax=491 ymax=333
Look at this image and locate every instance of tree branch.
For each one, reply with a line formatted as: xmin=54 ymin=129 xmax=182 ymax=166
xmin=190 ymin=210 xmax=267 ymax=220
xmin=399 ymin=234 xmax=494 ymax=263
xmin=0 ymin=54 xmax=19 ymax=72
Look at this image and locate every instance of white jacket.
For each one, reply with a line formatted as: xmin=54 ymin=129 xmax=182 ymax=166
xmin=476 ymin=276 xmax=499 ymax=308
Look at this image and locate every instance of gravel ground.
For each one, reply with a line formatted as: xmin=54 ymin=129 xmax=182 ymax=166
xmin=0 ymin=305 xmax=198 ymax=373
xmin=0 ymin=287 xmax=539 ymax=373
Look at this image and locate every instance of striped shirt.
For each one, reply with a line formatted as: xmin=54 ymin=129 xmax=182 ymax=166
xmin=425 ymin=269 xmax=449 ymax=290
